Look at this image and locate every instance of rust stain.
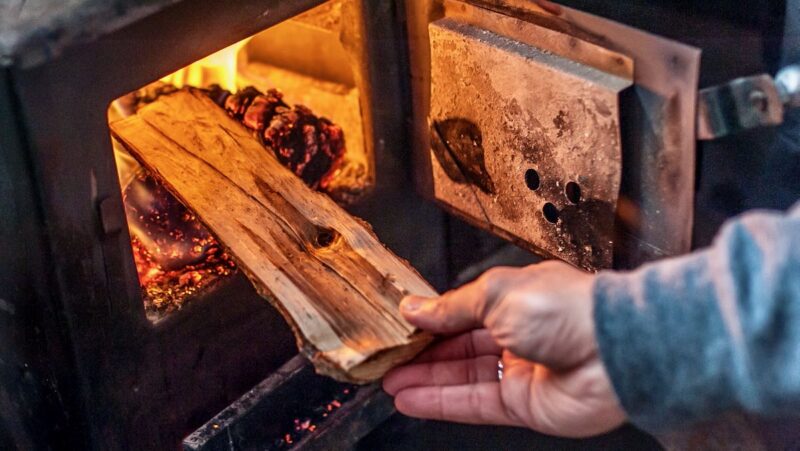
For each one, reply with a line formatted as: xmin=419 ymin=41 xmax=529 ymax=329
xmin=430 ymin=118 xmax=495 ymax=194
xmin=552 ymin=110 xmax=570 ymax=138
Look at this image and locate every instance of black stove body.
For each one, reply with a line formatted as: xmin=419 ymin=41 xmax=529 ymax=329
xmin=0 ymin=0 xmax=788 ymax=450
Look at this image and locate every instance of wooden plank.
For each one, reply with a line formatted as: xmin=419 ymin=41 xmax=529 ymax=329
xmin=110 ymin=89 xmax=435 ymax=383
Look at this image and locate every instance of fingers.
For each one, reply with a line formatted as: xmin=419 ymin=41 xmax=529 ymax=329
xmin=383 ymin=355 xmax=500 ymax=395
xmin=383 ymin=331 xmax=501 ymax=396
xmin=535 ymin=0 xmax=563 ymax=15
xmin=394 ymin=383 xmax=523 ymax=427
xmin=400 ymin=267 xmax=514 ymax=334
xmin=413 ymin=329 xmax=501 ymax=363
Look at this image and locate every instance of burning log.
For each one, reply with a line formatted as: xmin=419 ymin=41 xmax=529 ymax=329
xmin=124 ymin=83 xmax=346 ymax=192
xmin=110 ymin=89 xmax=435 ymax=383
xmin=207 ymin=85 xmax=345 ymax=191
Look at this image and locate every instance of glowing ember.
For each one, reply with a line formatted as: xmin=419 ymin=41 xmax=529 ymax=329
xmin=270 ymin=387 xmax=355 ymax=450
xmin=124 ymin=172 xmax=236 ymax=318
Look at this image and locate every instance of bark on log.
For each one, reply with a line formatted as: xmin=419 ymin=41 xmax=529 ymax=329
xmin=110 ymin=89 xmax=435 ymax=383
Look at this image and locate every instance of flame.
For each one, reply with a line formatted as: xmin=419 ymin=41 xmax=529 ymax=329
xmin=160 ymin=38 xmax=248 ymax=91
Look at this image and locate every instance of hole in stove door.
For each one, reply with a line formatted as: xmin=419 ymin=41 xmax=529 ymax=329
xmin=525 ymin=168 xmax=541 ymax=191
xmin=565 ymin=181 xmax=581 ymax=204
xmin=543 ymin=203 xmax=560 ymax=223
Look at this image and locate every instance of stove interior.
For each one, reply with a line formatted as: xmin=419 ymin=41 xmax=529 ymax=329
xmin=106 ymin=1 xmax=371 ymax=322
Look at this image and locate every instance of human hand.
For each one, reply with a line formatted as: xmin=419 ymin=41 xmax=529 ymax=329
xmin=383 ymin=261 xmax=626 ymax=438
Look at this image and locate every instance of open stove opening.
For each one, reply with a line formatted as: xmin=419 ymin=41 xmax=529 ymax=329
xmin=106 ymin=0 xmax=371 ymax=322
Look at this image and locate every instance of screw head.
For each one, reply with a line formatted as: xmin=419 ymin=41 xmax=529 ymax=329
xmin=749 ymin=89 xmax=769 ymax=113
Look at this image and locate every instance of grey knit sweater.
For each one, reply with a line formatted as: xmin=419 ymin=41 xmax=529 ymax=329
xmin=594 ymin=203 xmax=800 ymax=432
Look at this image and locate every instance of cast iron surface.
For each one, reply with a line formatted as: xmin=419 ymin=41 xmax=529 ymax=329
xmin=552 ymin=0 xmax=789 ymax=249
xmin=0 ymin=67 xmax=81 ymax=450
xmin=427 ymin=14 xmax=628 ymax=271
xmin=406 ymin=0 xmax=701 ymax=271
xmin=0 ymin=0 xmax=180 ymax=67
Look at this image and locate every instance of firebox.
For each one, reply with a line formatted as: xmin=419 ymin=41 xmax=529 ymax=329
xmin=109 ymin=3 xmax=380 ymax=322
xmin=0 ymin=0 xmax=788 ymax=449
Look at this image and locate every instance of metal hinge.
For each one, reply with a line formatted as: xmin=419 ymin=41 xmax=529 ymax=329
xmin=697 ymin=64 xmax=800 ymax=140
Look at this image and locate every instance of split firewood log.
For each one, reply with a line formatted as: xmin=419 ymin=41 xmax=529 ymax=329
xmin=110 ymin=89 xmax=436 ymax=383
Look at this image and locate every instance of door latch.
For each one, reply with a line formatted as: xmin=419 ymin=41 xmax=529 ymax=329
xmin=697 ymin=64 xmax=800 ymax=140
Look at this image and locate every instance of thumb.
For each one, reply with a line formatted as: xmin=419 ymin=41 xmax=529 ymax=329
xmin=400 ymin=267 xmax=514 ymax=334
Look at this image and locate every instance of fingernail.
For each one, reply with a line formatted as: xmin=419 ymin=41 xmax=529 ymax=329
xmin=401 ymin=296 xmax=429 ymax=313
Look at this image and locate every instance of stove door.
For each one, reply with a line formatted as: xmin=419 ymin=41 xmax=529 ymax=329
xmin=407 ymin=0 xmax=701 ymax=270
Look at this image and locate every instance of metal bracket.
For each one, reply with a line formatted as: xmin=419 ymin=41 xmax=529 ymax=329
xmin=697 ymin=64 xmax=800 ymax=140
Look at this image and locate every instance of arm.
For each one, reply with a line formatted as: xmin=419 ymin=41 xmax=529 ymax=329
xmin=384 ymin=203 xmax=800 ymax=437
xmin=595 ymin=203 xmax=800 ymax=431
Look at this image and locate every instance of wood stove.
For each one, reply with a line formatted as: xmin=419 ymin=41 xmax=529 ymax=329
xmin=0 ymin=0 xmax=785 ymax=449
xmin=1 ymin=1 xmax=450 ymax=448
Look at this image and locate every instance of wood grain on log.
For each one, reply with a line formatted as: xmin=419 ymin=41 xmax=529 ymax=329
xmin=110 ymin=89 xmax=435 ymax=383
